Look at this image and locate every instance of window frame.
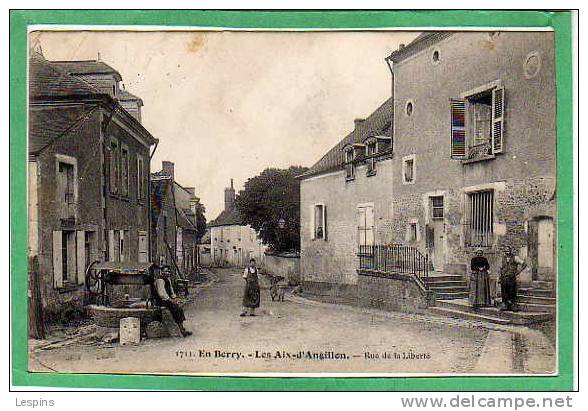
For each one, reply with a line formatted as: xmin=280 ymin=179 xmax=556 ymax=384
xmin=120 ymin=143 xmax=130 ymax=198
xmin=344 ymin=146 xmax=355 ymax=181
xmin=402 ymin=154 xmax=416 ymax=185
xmin=311 ymin=203 xmax=327 ymax=241
xmin=109 ymin=138 xmax=120 ymax=195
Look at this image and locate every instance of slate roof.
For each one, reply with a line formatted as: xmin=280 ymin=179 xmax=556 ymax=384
xmin=118 ymin=88 xmax=144 ymax=106
xmin=29 ymin=54 xmax=101 ymax=100
xmin=208 ymin=207 xmax=245 ymax=228
xmin=52 ymin=60 xmax=123 ymax=81
xmin=299 ymin=98 xmax=394 ymax=179
xmin=29 ymin=105 xmax=99 ymax=155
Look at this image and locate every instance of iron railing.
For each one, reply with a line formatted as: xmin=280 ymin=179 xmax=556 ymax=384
xmin=467 ymin=141 xmax=493 ymax=160
xmin=358 ymin=244 xmax=430 ymax=287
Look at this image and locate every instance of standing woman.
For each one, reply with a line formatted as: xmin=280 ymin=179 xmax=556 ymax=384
xmin=240 ymin=258 xmax=261 ymax=317
xmin=469 ymin=248 xmax=492 ymax=309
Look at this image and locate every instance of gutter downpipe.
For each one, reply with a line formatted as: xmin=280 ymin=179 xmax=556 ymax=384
xmin=148 ymin=139 xmax=159 ymax=263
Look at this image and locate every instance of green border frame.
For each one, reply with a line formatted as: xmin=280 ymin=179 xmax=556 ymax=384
xmin=10 ymin=10 xmax=574 ymax=391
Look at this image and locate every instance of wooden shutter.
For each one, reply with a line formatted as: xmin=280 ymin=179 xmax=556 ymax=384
xmin=366 ymin=206 xmax=375 ymax=246
xmin=322 ymin=205 xmax=328 ymax=241
xmin=108 ymin=230 xmax=115 ymax=262
xmin=310 ymin=205 xmax=316 ymax=240
xmin=76 ymin=230 xmax=86 ymax=284
xmin=492 ymin=87 xmax=505 ymax=154
xmin=52 ymin=231 xmax=63 ymax=288
xmin=138 ymin=231 xmax=148 ymax=263
xmin=450 ymin=98 xmax=466 ymax=159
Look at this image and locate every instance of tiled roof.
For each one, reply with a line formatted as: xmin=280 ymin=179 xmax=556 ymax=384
xmin=208 ymin=207 xmax=245 ymax=227
xmin=29 ymin=54 xmax=101 ymax=99
xmin=300 ymin=98 xmax=393 ymax=179
xmin=52 ymin=60 xmax=122 ymax=81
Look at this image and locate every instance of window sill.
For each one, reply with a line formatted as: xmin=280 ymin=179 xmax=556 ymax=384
xmin=462 ymin=154 xmax=496 ymax=165
xmin=345 ymin=176 xmax=355 ymax=182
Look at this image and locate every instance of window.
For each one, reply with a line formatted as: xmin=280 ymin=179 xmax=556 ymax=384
xmin=432 ymin=50 xmax=440 ymax=64
xmin=402 ymin=155 xmax=415 ymax=184
xmin=57 ymin=160 xmax=76 ymax=221
xmin=84 ymin=232 xmax=94 ymax=269
xmin=61 ymin=231 xmax=76 ymax=283
xmin=357 ymin=204 xmax=374 ymax=247
xmin=405 ymin=101 xmax=413 ymax=116
xmin=452 ymin=84 xmax=505 ymax=160
xmin=365 ymin=139 xmax=377 ymax=176
xmin=431 ymin=196 xmax=444 ymax=219
xmin=344 ymin=147 xmax=355 ymax=180
xmin=109 ymin=139 xmax=119 ymax=194
xmin=312 ymin=203 xmax=327 ymax=240
xmin=465 ymin=190 xmax=494 ymax=247
xmin=52 ymin=230 xmax=84 ymax=288
xmin=120 ymin=145 xmax=129 ymax=197
xmin=410 ymin=223 xmax=418 ymax=242
xmin=137 ymin=155 xmax=146 ymax=201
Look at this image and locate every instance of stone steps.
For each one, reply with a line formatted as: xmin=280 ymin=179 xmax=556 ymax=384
xmin=518 ymin=287 xmax=555 ymax=298
xmin=425 ymin=273 xmax=469 ymax=301
xmin=431 ymin=298 xmax=553 ymax=325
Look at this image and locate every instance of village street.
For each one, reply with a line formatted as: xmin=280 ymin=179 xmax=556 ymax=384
xmin=29 ymin=268 xmax=555 ymax=376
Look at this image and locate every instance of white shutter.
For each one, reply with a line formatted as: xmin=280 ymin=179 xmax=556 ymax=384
xmin=310 ymin=205 xmax=316 ymax=240
xmin=52 ymin=231 xmax=63 ymax=288
xmin=76 ymin=231 xmax=86 ymax=285
xmin=108 ymin=230 xmax=115 ymax=262
xmin=366 ymin=206 xmax=375 ymax=246
xmin=138 ymin=231 xmax=148 ymax=263
xmin=492 ymin=87 xmax=505 ymax=154
xmin=120 ymin=230 xmax=125 ymax=262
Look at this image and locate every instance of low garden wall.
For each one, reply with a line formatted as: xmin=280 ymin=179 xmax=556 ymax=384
xmin=263 ymin=252 xmax=301 ymax=285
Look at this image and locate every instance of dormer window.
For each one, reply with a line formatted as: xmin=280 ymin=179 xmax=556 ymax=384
xmin=344 ymin=146 xmax=355 ymax=181
xmin=364 ymin=137 xmax=378 ymax=176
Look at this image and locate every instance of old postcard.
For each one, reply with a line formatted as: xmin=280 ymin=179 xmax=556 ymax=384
xmin=27 ymin=28 xmax=558 ymax=377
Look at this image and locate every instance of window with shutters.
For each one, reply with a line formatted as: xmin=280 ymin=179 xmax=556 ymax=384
xmin=365 ymin=138 xmax=377 ymax=176
xmin=357 ymin=204 xmax=375 ymax=247
xmin=61 ymin=230 xmax=76 ymax=284
xmin=465 ymin=190 xmax=494 ymax=247
xmin=431 ymin=196 xmax=444 ymax=219
xmin=57 ymin=161 xmax=76 ymax=222
xmin=452 ymin=83 xmax=505 ymax=162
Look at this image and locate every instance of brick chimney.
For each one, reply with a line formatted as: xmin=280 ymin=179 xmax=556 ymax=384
xmin=224 ymin=179 xmax=235 ymax=211
xmin=162 ymin=161 xmax=174 ymax=180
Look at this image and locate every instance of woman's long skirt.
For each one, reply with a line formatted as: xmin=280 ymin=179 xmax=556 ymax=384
xmin=242 ymin=277 xmax=260 ymax=308
xmin=469 ymin=270 xmax=491 ymax=307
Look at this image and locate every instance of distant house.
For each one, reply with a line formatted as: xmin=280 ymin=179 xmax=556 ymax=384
xmin=150 ymin=161 xmax=201 ymax=275
xmin=208 ymin=180 xmax=266 ymax=267
xmin=28 ymin=51 xmax=157 ymax=323
xmin=299 ymin=32 xmax=556 ymax=314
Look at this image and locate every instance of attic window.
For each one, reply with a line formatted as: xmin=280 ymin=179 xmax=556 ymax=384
xmin=406 ymin=100 xmax=414 ymax=117
xmin=432 ymin=50 xmax=440 ymax=64
xmin=344 ymin=146 xmax=355 ymax=181
xmin=364 ymin=137 xmax=378 ymax=176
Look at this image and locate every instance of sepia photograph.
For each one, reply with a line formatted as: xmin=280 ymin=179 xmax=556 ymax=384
xmin=26 ymin=28 xmax=558 ymax=377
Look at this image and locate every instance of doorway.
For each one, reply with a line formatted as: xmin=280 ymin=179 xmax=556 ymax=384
xmin=428 ymin=196 xmax=445 ymax=271
xmin=529 ymin=216 xmax=555 ymax=282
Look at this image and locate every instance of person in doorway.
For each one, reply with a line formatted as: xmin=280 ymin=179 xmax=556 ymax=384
xmin=469 ymin=248 xmax=492 ymax=309
xmin=499 ymin=245 xmax=527 ymax=311
xmin=240 ymin=258 xmax=261 ymax=317
xmin=153 ymin=266 xmax=192 ymax=337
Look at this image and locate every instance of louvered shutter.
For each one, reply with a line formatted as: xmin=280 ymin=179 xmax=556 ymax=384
xmin=492 ymin=87 xmax=505 ymax=154
xmin=450 ymin=98 xmax=466 ymax=159
xmin=52 ymin=231 xmax=63 ymax=288
xmin=108 ymin=230 xmax=115 ymax=262
xmin=76 ymin=231 xmax=86 ymax=284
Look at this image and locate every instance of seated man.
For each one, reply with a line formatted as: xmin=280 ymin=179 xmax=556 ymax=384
xmin=153 ymin=266 xmax=192 ymax=337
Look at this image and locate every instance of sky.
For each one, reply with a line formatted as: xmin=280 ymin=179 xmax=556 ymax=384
xmin=34 ymin=30 xmax=418 ymax=219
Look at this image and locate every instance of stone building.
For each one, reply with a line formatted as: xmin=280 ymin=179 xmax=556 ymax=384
xmin=28 ymin=52 xmax=157 ymax=322
xmin=208 ymin=180 xmax=266 ymax=267
xmin=150 ymin=161 xmax=201 ymax=275
xmin=299 ymin=32 xmax=556 ymax=315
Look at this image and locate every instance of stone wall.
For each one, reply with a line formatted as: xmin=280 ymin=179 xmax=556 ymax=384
xmin=262 ymin=252 xmax=301 ymax=285
xmin=357 ymin=271 xmax=433 ymax=314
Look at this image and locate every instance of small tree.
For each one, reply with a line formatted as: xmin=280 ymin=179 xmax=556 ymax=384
xmin=192 ymin=197 xmax=207 ymax=241
xmin=235 ymin=166 xmax=308 ymax=253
